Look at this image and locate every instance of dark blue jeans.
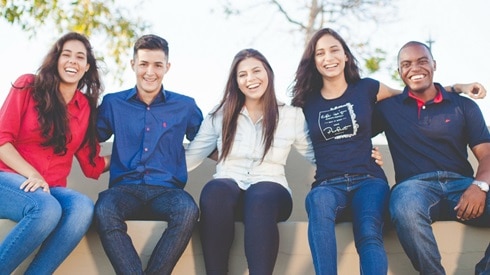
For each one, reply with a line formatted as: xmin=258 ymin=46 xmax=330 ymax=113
xmin=94 ymin=184 xmax=198 ymax=275
xmin=390 ymin=171 xmax=490 ymax=275
xmin=306 ymin=174 xmax=390 ymax=275
xmin=199 ymin=179 xmax=292 ymax=275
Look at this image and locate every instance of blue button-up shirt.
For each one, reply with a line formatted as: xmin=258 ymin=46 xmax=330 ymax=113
xmin=97 ymin=86 xmax=203 ymax=188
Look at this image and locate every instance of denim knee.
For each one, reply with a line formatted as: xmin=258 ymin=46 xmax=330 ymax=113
xmin=93 ymin=197 xmax=117 ymax=232
xmin=170 ymin=195 xmax=199 ymax=225
xmin=389 ymin=189 xmax=428 ymax=229
xmin=28 ymin=194 xmax=63 ymax=233
xmin=305 ymin=186 xmax=338 ymax=219
xmin=52 ymin=188 xmax=94 ymax=221
xmin=69 ymin=194 xmax=94 ymax=230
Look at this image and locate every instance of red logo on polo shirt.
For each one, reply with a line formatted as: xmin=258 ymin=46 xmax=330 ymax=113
xmin=445 ymin=119 xmax=451 ymax=123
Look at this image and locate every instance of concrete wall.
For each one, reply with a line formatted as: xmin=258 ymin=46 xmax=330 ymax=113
xmin=1 ymin=143 xmax=488 ymax=274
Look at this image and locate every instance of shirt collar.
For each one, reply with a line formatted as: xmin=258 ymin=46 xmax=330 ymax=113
xmin=126 ymin=85 xmax=167 ymax=103
xmin=67 ymin=89 xmax=84 ymax=109
xmin=402 ymin=82 xmax=449 ymax=106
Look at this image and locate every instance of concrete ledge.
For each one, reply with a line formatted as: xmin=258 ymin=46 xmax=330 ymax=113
xmin=2 ymin=220 xmax=486 ymax=275
xmin=1 ymin=143 xmax=487 ymax=274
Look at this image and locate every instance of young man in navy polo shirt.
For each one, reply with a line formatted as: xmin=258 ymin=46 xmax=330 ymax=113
xmin=374 ymin=41 xmax=490 ymax=274
xmin=94 ymin=34 xmax=203 ymax=274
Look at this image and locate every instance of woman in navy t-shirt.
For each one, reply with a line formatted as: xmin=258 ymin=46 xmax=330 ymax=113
xmin=290 ymin=28 xmax=400 ymax=275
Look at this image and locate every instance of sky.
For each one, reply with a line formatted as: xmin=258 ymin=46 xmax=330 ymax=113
xmin=1 ymin=0 xmax=489 ymax=129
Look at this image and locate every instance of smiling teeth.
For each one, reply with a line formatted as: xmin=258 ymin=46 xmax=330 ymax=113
xmin=248 ymin=83 xmax=259 ymax=89
xmin=66 ymin=68 xmax=77 ymax=73
xmin=325 ymin=64 xmax=337 ymax=69
xmin=411 ymin=75 xmax=424 ymax=80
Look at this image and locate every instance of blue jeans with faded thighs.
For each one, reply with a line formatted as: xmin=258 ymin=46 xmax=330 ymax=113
xmin=306 ymin=174 xmax=390 ymax=275
xmin=0 ymin=171 xmax=94 ymax=275
xmin=390 ymin=171 xmax=490 ymax=275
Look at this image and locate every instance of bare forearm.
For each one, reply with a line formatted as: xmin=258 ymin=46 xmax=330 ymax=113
xmin=474 ymin=155 xmax=490 ymax=183
xmin=103 ymin=155 xmax=111 ymax=172
xmin=0 ymin=143 xmax=42 ymax=179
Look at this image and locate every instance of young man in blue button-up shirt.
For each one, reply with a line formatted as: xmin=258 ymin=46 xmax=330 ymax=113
xmin=94 ymin=34 xmax=203 ymax=275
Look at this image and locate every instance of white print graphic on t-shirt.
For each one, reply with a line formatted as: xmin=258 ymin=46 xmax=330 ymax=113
xmin=318 ymin=103 xmax=358 ymax=141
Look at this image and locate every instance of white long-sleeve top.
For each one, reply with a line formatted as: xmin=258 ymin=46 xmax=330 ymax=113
xmin=185 ymin=103 xmax=314 ymax=194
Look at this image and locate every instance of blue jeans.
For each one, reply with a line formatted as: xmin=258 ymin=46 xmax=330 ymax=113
xmin=389 ymin=171 xmax=490 ymax=275
xmin=199 ymin=179 xmax=292 ymax=275
xmin=94 ymin=184 xmax=199 ymax=275
xmin=305 ymin=174 xmax=390 ymax=275
xmin=0 ymin=172 xmax=94 ymax=275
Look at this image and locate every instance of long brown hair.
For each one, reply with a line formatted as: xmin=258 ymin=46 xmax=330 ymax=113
xmin=32 ymin=32 xmax=103 ymax=164
xmin=290 ymin=28 xmax=361 ymax=107
xmin=212 ymin=49 xmax=279 ymax=162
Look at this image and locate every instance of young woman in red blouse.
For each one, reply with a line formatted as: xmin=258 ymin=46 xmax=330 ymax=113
xmin=0 ymin=32 xmax=109 ymax=274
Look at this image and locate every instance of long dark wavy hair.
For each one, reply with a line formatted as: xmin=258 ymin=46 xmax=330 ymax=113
xmin=31 ymin=32 xmax=103 ymax=164
xmin=290 ymin=28 xmax=361 ymax=107
xmin=212 ymin=48 xmax=279 ymax=162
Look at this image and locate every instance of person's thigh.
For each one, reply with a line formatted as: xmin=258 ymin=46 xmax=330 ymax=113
xmin=95 ymin=185 xmax=146 ymax=222
xmin=0 ymin=172 xmax=61 ymax=222
xmin=305 ymin=182 xmax=348 ymax=221
xmin=389 ymin=176 xmax=444 ymax=223
xmin=351 ymin=177 xmax=389 ymax=222
xmin=446 ymin=178 xmax=490 ymax=227
xmin=469 ymin=201 xmax=490 ymax=227
xmin=0 ymin=172 xmax=62 ymax=274
xmin=200 ymin=179 xmax=242 ymax=208
xmin=147 ymin=187 xmax=198 ymax=222
xmin=441 ymin=175 xmax=490 ymax=226
xmin=50 ymin=187 xmax=94 ymax=230
xmin=243 ymin=181 xmax=292 ymax=222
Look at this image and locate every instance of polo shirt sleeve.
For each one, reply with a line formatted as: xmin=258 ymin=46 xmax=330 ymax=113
xmin=0 ymin=74 xmax=34 ymax=146
xmin=74 ymin=141 xmax=106 ymax=179
xmin=463 ymin=98 xmax=490 ymax=148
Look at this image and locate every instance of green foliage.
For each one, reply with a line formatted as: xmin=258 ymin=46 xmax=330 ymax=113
xmin=0 ymin=0 xmax=150 ymax=85
xmin=390 ymin=67 xmax=403 ymax=86
xmin=363 ymin=48 xmax=386 ymax=74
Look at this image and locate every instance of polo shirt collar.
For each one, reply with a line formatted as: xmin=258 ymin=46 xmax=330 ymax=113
xmin=402 ymin=82 xmax=450 ymax=105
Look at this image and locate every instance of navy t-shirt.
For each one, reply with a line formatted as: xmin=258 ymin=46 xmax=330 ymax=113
xmin=303 ymin=78 xmax=386 ymax=183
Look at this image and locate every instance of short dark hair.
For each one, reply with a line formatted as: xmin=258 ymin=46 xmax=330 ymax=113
xmin=133 ymin=34 xmax=169 ymax=58
xmin=397 ymin=41 xmax=433 ymax=63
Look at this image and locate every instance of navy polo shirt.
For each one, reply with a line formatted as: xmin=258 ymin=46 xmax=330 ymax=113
xmin=373 ymin=83 xmax=490 ymax=183
xmin=97 ymin=86 xmax=203 ymax=188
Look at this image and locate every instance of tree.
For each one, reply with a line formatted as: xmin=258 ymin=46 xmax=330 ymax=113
xmin=221 ymin=0 xmax=397 ymax=74
xmin=1 ymin=0 xmax=151 ymax=84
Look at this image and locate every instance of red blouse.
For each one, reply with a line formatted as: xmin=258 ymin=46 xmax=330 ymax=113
xmin=0 ymin=74 xmax=105 ymax=187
